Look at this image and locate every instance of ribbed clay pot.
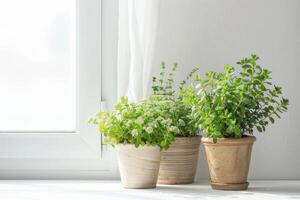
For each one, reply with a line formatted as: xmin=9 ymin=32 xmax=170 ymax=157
xmin=158 ymin=136 xmax=201 ymax=184
xmin=202 ymin=136 xmax=256 ymax=190
xmin=116 ymin=144 xmax=161 ymax=189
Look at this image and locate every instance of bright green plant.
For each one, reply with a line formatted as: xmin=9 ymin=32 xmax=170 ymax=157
xmin=89 ymin=95 xmax=179 ymax=149
xmin=181 ymin=55 xmax=289 ymax=142
xmin=151 ymin=62 xmax=200 ymax=137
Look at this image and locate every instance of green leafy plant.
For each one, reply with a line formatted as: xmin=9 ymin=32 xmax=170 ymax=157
xmin=151 ymin=62 xmax=200 ymax=137
xmin=89 ymin=95 xmax=179 ymax=149
xmin=181 ymin=55 xmax=289 ymax=142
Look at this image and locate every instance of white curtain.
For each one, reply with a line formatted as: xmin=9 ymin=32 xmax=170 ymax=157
xmin=117 ymin=0 xmax=161 ymax=101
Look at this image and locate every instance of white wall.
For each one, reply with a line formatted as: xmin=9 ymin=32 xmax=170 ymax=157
xmin=153 ymin=0 xmax=300 ymax=180
xmin=102 ymin=0 xmax=300 ymax=180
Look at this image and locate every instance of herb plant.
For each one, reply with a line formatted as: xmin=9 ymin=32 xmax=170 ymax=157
xmin=181 ymin=55 xmax=289 ymax=142
xmin=89 ymin=96 xmax=179 ymax=149
xmin=152 ymin=62 xmax=200 ymax=137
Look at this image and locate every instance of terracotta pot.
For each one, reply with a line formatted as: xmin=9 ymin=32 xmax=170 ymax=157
xmin=202 ymin=136 xmax=256 ymax=190
xmin=158 ymin=136 xmax=201 ymax=184
xmin=116 ymin=144 xmax=161 ymax=189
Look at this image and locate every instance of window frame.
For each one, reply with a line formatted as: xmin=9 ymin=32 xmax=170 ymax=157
xmin=0 ymin=0 xmax=118 ymax=179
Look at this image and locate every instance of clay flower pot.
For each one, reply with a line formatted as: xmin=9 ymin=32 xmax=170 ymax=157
xmin=116 ymin=144 xmax=161 ymax=189
xmin=158 ymin=136 xmax=201 ymax=184
xmin=202 ymin=136 xmax=256 ymax=190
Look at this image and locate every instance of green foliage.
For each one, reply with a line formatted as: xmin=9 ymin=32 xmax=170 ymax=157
xmin=89 ymin=96 xmax=178 ymax=149
xmin=181 ymin=55 xmax=289 ymax=142
xmin=151 ymin=62 xmax=200 ymax=137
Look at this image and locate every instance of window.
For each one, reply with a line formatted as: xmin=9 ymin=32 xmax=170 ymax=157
xmin=0 ymin=0 xmax=117 ymax=178
xmin=0 ymin=0 xmax=76 ymax=131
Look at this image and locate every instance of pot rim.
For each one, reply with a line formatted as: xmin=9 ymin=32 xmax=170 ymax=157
xmin=202 ymin=135 xmax=256 ymax=145
xmin=116 ymin=143 xmax=160 ymax=150
xmin=172 ymin=135 xmax=202 ymax=144
xmin=175 ymin=135 xmax=202 ymax=138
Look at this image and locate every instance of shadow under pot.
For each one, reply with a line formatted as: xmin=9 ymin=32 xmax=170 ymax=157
xmin=202 ymin=136 xmax=256 ymax=190
xmin=116 ymin=144 xmax=161 ymax=189
xmin=158 ymin=136 xmax=201 ymax=184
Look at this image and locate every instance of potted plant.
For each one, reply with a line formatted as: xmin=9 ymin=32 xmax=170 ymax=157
xmin=89 ymin=96 xmax=178 ymax=189
xmin=181 ymin=55 xmax=289 ymax=190
xmin=152 ymin=62 xmax=202 ymax=184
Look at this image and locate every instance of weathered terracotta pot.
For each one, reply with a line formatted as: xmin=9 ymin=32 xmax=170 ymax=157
xmin=116 ymin=144 xmax=161 ymax=189
xmin=202 ymin=136 xmax=256 ymax=190
xmin=158 ymin=136 xmax=201 ymax=184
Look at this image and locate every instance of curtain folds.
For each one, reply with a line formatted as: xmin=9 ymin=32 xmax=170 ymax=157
xmin=117 ymin=0 xmax=160 ymax=101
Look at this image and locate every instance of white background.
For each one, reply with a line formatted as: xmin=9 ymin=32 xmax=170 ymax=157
xmin=103 ymin=0 xmax=300 ymax=180
xmin=0 ymin=0 xmax=76 ymax=131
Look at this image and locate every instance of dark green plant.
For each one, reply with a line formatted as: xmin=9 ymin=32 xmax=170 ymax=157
xmin=181 ymin=55 xmax=289 ymax=142
xmin=89 ymin=96 xmax=178 ymax=149
xmin=152 ymin=62 xmax=200 ymax=137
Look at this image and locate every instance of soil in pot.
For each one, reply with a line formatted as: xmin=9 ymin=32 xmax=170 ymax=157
xmin=117 ymin=144 xmax=161 ymax=189
xmin=158 ymin=136 xmax=201 ymax=184
xmin=202 ymin=136 xmax=256 ymax=190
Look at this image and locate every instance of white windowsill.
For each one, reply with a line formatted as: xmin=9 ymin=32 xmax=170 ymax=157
xmin=0 ymin=180 xmax=299 ymax=200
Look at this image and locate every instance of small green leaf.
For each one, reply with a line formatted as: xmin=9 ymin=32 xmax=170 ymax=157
xmin=256 ymin=126 xmax=262 ymax=132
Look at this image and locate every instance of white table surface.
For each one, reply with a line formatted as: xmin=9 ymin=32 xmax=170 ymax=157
xmin=0 ymin=180 xmax=299 ymax=200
